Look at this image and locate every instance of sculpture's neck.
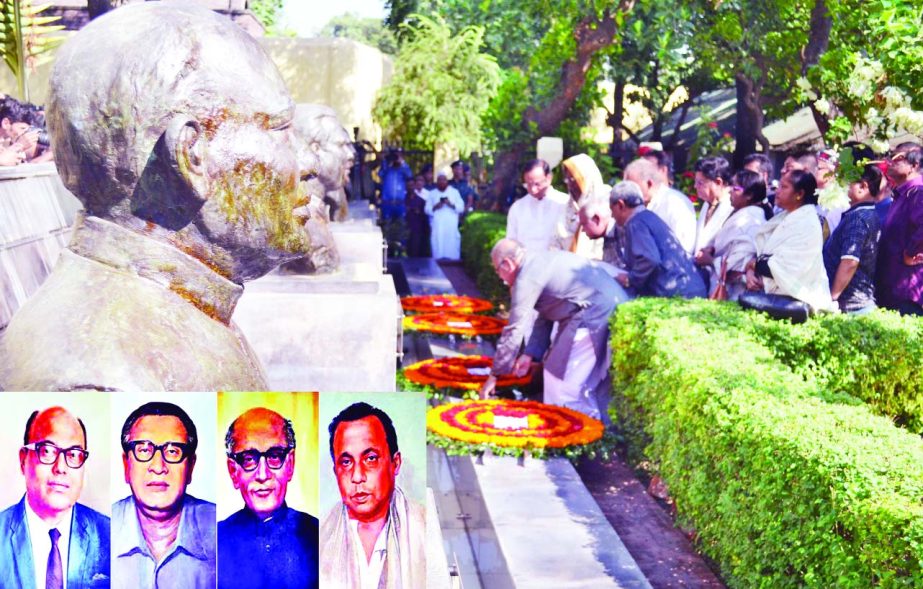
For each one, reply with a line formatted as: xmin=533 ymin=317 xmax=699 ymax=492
xmin=68 ymin=214 xmax=243 ymax=324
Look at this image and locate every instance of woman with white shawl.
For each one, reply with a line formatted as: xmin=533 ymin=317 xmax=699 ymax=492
xmin=744 ymin=170 xmax=837 ymax=312
xmin=696 ymin=170 xmax=772 ymax=300
xmin=552 ymin=154 xmax=609 ymax=259
xmin=692 ymin=156 xmax=735 ymax=257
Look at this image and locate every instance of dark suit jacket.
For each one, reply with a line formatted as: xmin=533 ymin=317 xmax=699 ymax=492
xmin=0 ymin=496 xmax=110 ymax=589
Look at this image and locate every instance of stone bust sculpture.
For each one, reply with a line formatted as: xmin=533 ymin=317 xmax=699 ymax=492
xmin=296 ymin=104 xmax=355 ymax=223
xmin=0 ymin=3 xmax=312 ymax=391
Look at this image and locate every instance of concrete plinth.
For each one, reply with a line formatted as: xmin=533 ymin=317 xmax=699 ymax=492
xmin=233 ymin=263 xmax=399 ymax=392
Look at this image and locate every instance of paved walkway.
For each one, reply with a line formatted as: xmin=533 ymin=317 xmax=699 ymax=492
xmin=399 ymin=258 xmax=654 ymax=589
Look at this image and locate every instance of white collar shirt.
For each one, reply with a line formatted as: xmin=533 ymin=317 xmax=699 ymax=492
xmin=349 ymin=516 xmax=390 ymax=589
xmin=648 ymin=184 xmax=697 ymax=255
xmin=25 ymin=499 xmax=72 ymax=589
xmin=505 ymin=187 xmax=569 ymax=253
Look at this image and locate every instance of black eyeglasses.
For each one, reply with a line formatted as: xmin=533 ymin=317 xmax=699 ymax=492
xmin=23 ymin=442 xmax=89 ymax=469
xmin=123 ymin=440 xmax=190 ymax=464
xmin=229 ymin=447 xmax=292 ymax=472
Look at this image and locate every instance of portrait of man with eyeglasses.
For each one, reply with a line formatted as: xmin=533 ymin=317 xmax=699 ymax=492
xmin=111 ymin=401 xmax=215 ymax=588
xmin=0 ymin=404 xmax=110 ymax=589
xmin=218 ymin=406 xmax=319 ymax=589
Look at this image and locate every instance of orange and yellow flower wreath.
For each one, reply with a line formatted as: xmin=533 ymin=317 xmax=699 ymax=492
xmin=403 ymin=312 xmax=506 ymax=336
xmin=401 ymin=294 xmax=493 ymax=314
xmin=403 ymin=355 xmax=530 ymax=390
xmin=428 ymin=399 xmax=604 ymax=449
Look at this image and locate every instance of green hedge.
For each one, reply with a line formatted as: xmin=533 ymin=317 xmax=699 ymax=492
xmin=460 ymin=211 xmax=509 ymax=309
xmin=611 ymin=299 xmax=923 ymax=588
xmin=615 ymin=299 xmax=923 ymax=433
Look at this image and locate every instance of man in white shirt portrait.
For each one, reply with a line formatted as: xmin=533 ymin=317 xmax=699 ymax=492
xmin=320 ymin=402 xmax=425 ymax=589
xmin=506 ymin=159 xmax=570 ymax=253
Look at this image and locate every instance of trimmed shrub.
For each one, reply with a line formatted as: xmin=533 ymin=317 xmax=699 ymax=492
xmin=612 ymin=298 xmax=923 ymax=433
xmin=611 ymin=299 xmax=923 ymax=588
xmin=460 ymin=211 xmax=508 ymax=309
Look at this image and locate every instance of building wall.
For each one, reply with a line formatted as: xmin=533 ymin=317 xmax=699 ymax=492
xmin=0 ymin=36 xmax=391 ymax=145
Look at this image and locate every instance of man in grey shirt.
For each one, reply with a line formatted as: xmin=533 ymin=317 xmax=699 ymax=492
xmin=606 ymin=181 xmax=707 ymax=299
xmin=479 ymin=239 xmax=629 ymax=422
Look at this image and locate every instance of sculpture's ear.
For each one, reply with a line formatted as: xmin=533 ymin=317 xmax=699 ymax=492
xmin=164 ymin=115 xmax=208 ymax=204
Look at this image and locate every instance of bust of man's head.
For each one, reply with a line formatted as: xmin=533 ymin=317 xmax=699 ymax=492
xmin=47 ymin=2 xmax=311 ymax=283
xmin=293 ymin=104 xmax=354 ymax=222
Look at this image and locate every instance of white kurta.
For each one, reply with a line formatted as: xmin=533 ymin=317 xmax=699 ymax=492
xmin=425 ymin=186 xmax=464 ymax=260
xmin=695 ymin=198 xmax=734 ymax=253
xmin=648 ymin=184 xmax=697 ymax=255
xmin=754 ymin=204 xmax=837 ymax=311
xmin=505 ymin=187 xmax=569 ymax=252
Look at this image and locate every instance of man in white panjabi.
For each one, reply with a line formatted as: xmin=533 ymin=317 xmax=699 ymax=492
xmin=321 ymin=402 xmax=425 ymax=589
xmin=506 ymin=159 xmax=569 ymax=252
xmin=623 ymin=158 xmax=697 ymax=256
xmin=425 ymin=170 xmax=465 ymax=260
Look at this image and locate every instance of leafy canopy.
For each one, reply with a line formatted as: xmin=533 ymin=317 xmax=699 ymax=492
xmin=372 ymin=14 xmax=500 ymax=154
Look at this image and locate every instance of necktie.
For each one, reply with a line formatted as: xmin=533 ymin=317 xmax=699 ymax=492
xmin=47 ymin=528 xmax=63 ymax=589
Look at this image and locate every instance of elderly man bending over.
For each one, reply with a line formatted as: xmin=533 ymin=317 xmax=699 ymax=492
xmin=479 ymin=239 xmax=629 ymax=422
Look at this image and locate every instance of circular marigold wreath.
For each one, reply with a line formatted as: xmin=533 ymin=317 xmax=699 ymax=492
xmin=403 ymin=312 xmax=506 ymax=336
xmin=401 ymin=294 xmax=493 ymax=314
xmin=403 ymin=355 xmax=530 ymax=391
xmin=427 ymin=399 xmax=605 ymax=449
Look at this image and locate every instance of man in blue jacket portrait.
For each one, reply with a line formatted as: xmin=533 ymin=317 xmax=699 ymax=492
xmin=0 ymin=406 xmax=110 ymax=588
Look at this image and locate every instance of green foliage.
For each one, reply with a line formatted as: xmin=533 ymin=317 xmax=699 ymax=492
xmin=611 ymin=298 xmax=923 ymax=588
xmin=618 ymin=298 xmax=923 ymax=432
xmin=803 ymin=0 xmax=923 ymax=145
xmin=319 ymin=12 xmax=398 ymax=54
xmin=459 ymin=211 xmax=508 ymax=310
xmin=372 ymin=14 xmax=500 ymax=154
xmin=249 ymin=0 xmax=287 ymax=36
xmin=0 ymin=0 xmax=64 ymax=101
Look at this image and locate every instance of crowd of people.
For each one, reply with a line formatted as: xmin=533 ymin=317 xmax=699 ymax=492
xmin=377 ymin=148 xmax=479 ymax=260
xmin=483 ymin=141 xmax=923 ymax=420
xmin=0 ymin=96 xmax=54 ymax=166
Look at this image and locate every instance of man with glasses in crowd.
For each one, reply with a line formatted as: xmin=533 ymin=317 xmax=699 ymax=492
xmin=218 ymin=407 xmax=319 ymax=589
xmin=877 ymin=142 xmax=923 ymax=315
xmin=111 ymin=402 xmax=215 ymax=588
xmin=0 ymin=406 xmax=110 ymax=588
xmin=506 ymin=159 xmax=570 ymax=253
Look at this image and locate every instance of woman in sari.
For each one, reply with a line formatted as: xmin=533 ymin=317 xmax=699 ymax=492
xmin=745 ymin=170 xmax=837 ymax=312
xmin=696 ymin=170 xmax=771 ymax=300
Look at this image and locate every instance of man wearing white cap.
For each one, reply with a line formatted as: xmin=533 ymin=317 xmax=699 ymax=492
xmin=424 ymin=169 xmax=465 ymax=260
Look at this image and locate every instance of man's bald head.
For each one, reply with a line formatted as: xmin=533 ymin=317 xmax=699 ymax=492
xmin=490 ymin=238 xmax=525 ymax=267
xmin=48 ymin=2 xmax=294 ymax=218
xmin=20 ymin=406 xmax=88 ymax=522
xmin=623 ymin=158 xmax=662 ymax=204
xmin=225 ymin=407 xmax=295 ymax=454
xmin=24 ymin=407 xmax=87 ymax=449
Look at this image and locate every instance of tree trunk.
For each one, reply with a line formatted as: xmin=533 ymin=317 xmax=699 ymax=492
xmin=486 ymin=0 xmax=635 ymax=202
xmin=607 ymin=79 xmax=626 ymax=171
xmin=734 ymin=73 xmax=769 ymax=169
xmin=666 ymin=99 xmax=693 ymax=150
xmin=802 ymin=0 xmax=832 ymax=140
